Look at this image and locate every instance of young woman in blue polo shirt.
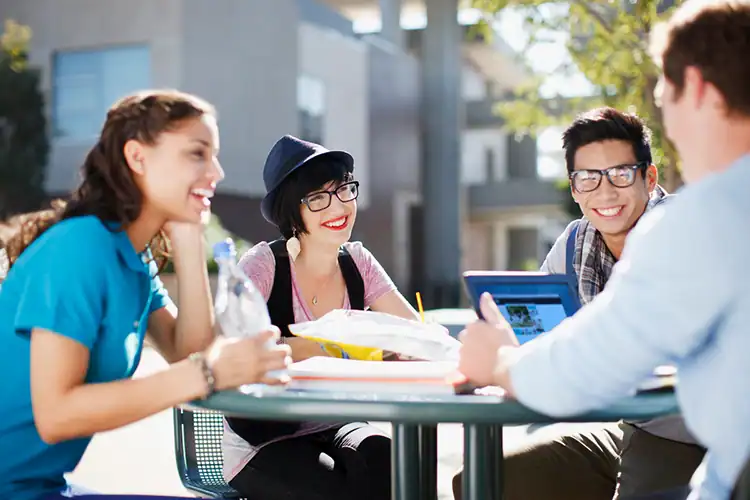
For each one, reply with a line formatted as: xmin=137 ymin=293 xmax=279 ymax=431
xmin=0 ymin=89 xmax=290 ymax=500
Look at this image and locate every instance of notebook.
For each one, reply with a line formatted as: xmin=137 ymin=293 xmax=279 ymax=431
xmin=287 ymin=357 xmax=471 ymax=396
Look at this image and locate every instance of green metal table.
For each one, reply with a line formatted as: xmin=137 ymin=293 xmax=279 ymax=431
xmin=189 ymin=388 xmax=679 ymax=500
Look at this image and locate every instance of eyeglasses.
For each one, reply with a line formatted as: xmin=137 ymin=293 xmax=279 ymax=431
xmin=301 ymin=181 xmax=360 ymax=212
xmin=568 ymin=162 xmax=648 ymax=193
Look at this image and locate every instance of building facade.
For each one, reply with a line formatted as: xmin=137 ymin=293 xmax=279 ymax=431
xmin=0 ymin=0 xmax=570 ymax=305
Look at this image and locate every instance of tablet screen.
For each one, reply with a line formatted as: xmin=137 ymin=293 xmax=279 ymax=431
xmin=494 ymin=296 xmax=568 ymax=344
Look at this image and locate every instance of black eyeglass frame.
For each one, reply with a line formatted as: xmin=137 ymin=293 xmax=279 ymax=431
xmin=568 ymin=161 xmax=649 ymax=193
xmin=301 ymin=181 xmax=360 ymax=212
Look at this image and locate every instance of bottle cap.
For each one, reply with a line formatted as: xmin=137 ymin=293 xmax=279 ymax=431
xmin=212 ymin=238 xmax=236 ymax=260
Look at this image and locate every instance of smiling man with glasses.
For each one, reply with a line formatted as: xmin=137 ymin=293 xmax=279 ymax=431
xmin=454 ymin=107 xmax=703 ymax=500
xmin=562 ymin=108 xmax=667 ymax=267
xmin=540 ymin=109 xmax=704 ymax=498
xmin=457 ymin=1 xmax=750 ymax=497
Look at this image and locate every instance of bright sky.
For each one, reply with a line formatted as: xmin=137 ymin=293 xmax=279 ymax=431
xmin=353 ymin=7 xmax=594 ymax=97
xmin=352 ymin=6 xmax=594 ymax=178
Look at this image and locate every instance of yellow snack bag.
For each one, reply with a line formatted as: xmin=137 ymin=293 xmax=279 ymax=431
xmin=295 ymin=334 xmax=383 ymax=361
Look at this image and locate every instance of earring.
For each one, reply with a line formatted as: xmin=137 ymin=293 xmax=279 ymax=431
xmin=286 ymin=231 xmax=301 ymax=262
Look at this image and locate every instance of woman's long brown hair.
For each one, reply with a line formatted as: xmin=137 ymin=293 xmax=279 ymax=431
xmin=0 ymin=89 xmax=215 ymax=271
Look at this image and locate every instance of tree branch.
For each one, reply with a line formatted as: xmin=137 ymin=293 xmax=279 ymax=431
xmin=568 ymin=0 xmax=614 ymax=33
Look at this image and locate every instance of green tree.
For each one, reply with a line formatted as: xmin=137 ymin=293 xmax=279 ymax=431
xmin=473 ymin=0 xmax=684 ymax=193
xmin=162 ymin=214 xmax=252 ymax=274
xmin=0 ymin=19 xmax=49 ymax=219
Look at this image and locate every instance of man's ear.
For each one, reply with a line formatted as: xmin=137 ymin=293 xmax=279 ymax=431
xmin=684 ymin=66 xmax=708 ymax=110
xmin=645 ymin=163 xmax=659 ymax=192
xmin=123 ymin=140 xmax=146 ymax=176
xmin=570 ymin=181 xmax=582 ymax=205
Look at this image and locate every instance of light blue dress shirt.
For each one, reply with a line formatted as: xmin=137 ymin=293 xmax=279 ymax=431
xmin=509 ymin=154 xmax=750 ymax=500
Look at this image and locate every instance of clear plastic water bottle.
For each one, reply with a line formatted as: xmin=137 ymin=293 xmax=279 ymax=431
xmin=213 ymin=238 xmax=285 ymax=386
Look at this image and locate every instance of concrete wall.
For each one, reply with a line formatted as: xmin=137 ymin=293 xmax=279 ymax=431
xmin=299 ymin=21 xmax=370 ymax=207
xmin=461 ymin=128 xmax=508 ymax=184
xmin=0 ymin=0 xmax=301 ymax=198
xmin=461 ymin=63 xmax=488 ymax=101
xmin=462 ymin=221 xmax=492 ymax=271
xmin=0 ymin=0 xmax=184 ymax=192
xmin=356 ymin=37 xmax=421 ymax=291
xmin=181 ymin=0 xmax=300 ymax=198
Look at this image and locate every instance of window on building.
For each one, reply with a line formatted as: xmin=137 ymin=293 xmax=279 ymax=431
xmin=297 ymin=75 xmax=325 ymax=144
xmin=53 ymin=45 xmax=151 ymax=140
xmin=484 ymin=147 xmax=496 ymax=182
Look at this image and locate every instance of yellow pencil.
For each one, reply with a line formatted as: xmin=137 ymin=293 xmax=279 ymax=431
xmin=416 ymin=292 xmax=425 ymax=323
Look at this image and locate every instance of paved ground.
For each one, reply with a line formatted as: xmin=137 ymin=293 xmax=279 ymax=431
xmin=68 ymin=348 xmax=583 ymax=499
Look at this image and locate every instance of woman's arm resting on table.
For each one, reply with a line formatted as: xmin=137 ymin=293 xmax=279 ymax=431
xmin=147 ymin=223 xmax=215 ymax=363
xmin=284 ymin=336 xmax=328 ymax=362
xmin=31 ymin=328 xmax=208 ymax=444
xmin=369 ymin=290 xmax=421 ymax=321
xmin=30 ymin=327 xmax=290 ymax=444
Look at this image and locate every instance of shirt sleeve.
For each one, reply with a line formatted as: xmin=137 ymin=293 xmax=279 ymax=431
xmin=509 ymin=198 xmax=736 ymax=417
xmin=13 ymin=222 xmax=109 ymax=350
xmin=238 ymin=242 xmax=276 ymax=302
xmin=540 ymin=220 xmax=578 ymax=274
xmin=345 ymin=242 xmax=397 ymax=307
xmin=148 ymin=261 xmax=174 ymax=314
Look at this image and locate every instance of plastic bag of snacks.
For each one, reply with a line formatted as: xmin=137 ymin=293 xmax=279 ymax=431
xmin=288 ymin=309 xmax=461 ymax=361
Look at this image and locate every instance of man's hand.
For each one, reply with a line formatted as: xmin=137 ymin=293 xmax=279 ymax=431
xmin=458 ymin=292 xmax=519 ymax=387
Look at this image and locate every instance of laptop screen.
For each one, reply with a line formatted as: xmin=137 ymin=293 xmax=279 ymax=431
xmin=463 ymin=272 xmax=581 ymax=345
xmin=493 ymin=296 xmax=568 ymax=344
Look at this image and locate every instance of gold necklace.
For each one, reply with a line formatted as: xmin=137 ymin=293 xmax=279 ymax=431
xmin=310 ymin=265 xmax=340 ymax=306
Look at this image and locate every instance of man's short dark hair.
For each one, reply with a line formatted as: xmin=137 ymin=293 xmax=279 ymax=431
xmin=561 ymin=107 xmax=653 ymax=173
xmin=271 ymin=156 xmax=353 ymax=239
xmin=651 ymin=0 xmax=750 ymax=117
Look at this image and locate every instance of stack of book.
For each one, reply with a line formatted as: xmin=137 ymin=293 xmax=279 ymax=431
xmin=287 ymin=357 xmax=470 ymax=396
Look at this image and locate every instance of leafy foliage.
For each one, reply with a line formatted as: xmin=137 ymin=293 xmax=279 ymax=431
xmin=162 ymin=214 xmax=252 ymax=274
xmin=0 ymin=20 xmax=49 ymax=219
xmin=472 ymin=0 xmax=684 ymax=193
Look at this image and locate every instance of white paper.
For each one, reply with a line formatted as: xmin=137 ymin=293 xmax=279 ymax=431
xmin=288 ymin=309 xmax=462 ymax=361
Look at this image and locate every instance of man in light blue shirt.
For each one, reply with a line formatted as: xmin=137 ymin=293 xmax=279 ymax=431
xmin=458 ymin=1 xmax=750 ymax=499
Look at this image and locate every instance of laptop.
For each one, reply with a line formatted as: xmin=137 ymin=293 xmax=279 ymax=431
xmin=462 ymin=271 xmax=581 ymax=345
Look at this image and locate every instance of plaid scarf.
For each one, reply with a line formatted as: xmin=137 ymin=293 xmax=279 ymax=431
xmin=572 ymin=185 xmax=669 ymax=304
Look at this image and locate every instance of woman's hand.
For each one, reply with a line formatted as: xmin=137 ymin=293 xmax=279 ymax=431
xmin=207 ymin=329 xmax=292 ymax=389
xmin=163 ymin=221 xmax=204 ymax=257
xmin=283 ymin=336 xmax=329 ymax=362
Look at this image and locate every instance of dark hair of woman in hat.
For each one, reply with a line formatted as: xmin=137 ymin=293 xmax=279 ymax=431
xmin=222 ymin=135 xmax=420 ymax=500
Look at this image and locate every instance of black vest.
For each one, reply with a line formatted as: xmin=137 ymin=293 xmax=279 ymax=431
xmin=225 ymin=240 xmax=365 ymax=446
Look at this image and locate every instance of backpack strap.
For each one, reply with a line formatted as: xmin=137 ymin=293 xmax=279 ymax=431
xmin=565 ymin=221 xmax=580 ymax=283
xmin=225 ymin=242 xmax=368 ymax=445
xmin=338 ymin=246 xmax=365 ymax=311
xmin=653 ymin=193 xmax=674 ymax=207
xmin=267 ymin=239 xmax=295 ymax=337
xmin=267 ymin=240 xmax=366 ymax=337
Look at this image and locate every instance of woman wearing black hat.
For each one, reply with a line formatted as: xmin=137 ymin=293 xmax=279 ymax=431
xmin=222 ymin=135 xmax=420 ymax=500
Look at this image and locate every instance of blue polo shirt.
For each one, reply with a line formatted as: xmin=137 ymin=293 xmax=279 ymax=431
xmin=0 ymin=215 xmax=173 ymax=500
